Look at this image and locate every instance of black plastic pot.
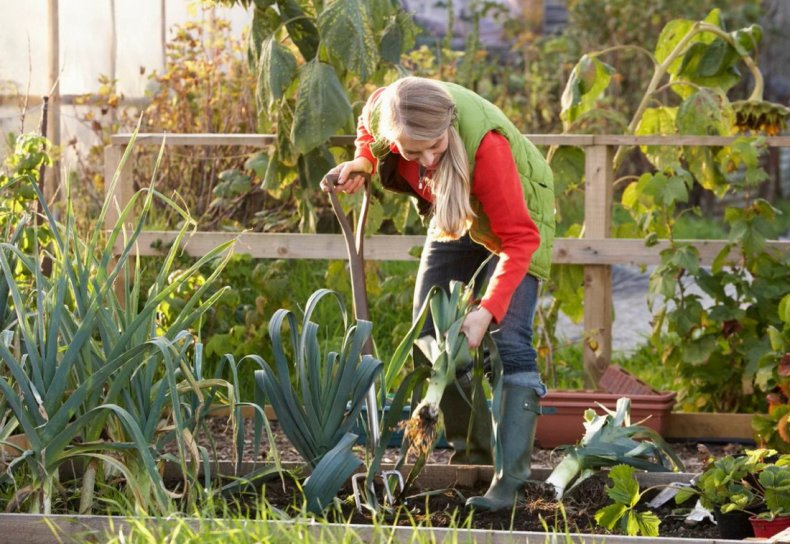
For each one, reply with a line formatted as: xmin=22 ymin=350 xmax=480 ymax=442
xmin=713 ymin=507 xmax=754 ymax=540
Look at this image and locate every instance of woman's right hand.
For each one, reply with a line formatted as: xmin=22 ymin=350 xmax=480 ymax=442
xmin=320 ymin=157 xmax=373 ymax=194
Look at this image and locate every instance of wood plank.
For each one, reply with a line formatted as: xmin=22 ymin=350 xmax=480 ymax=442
xmin=595 ymin=134 xmax=790 ymax=147
xmin=583 ymin=265 xmax=613 ymax=387
xmin=583 ymin=145 xmax=614 ymax=387
xmin=102 ymin=145 xmax=133 ymax=230
xmin=119 ymin=232 xmax=790 ymax=264
xmin=109 ymin=133 xmax=357 ymax=147
xmin=554 ymin=238 xmax=790 ymax=265
xmin=523 ymin=134 xmax=596 ymax=146
xmin=125 ymin=232 xmax=426 ymax=261
xmin=204 ymin=405 xmax=758 ymax=443
xmin=105 ymin=132 xmax=790 ymax=148
xmin=665 ymin=412 xmax=755 ymax=441
xmin=0 ymin=512 xmax=710 ymax=544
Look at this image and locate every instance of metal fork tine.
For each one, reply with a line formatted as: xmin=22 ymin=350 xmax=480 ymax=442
xmin=351 ymin=469 xmax=405 ymax=512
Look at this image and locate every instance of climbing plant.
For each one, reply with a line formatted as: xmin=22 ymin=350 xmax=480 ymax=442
xmin=551 ymin=7 xmax=789 ymax=407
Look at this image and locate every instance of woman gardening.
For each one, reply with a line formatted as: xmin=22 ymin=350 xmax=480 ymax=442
xmin=322 ymin=77 xmax=555 ymax=512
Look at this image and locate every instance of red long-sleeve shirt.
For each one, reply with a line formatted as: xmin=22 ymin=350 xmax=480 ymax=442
xmin=354 ymin=93 xmax=541 ymax=322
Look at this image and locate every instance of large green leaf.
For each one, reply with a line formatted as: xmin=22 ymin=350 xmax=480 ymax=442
xmin=675 ymin=43 xmax=741 ymax=99
xmin=595 ymin=503 xmax=627 ymax=529
xmin=631 ymin=510 xmax=661 ymax=537
xmin=606 ymin=465 xmax=640 ymax=506
xmin=676 ymin=90 xmax=733 ymax=136
xmin=275 ymin=0 xmax=319 ymax=60
xmin=318 ymin=0 xmax=379 ymax=80
xmin=257 ymin=38 xmax=297 ymax=110
xmin=366 ymin=0 xmax=395 ymax=28
xmin=248 ymin=3 xmax=279 ymax=69
xmin=379 ymin=18 xmax=404 ymax=64
xmin=656 ymin=9 xmax=720 ymax=75
xmin=560 ymin=55 xmax=614 ymax=129
xmin=304 ymin=433 xmax=362 ymax=514
xmin=635 ymin=107 xmax=680 ymax=170
xmin=296 ymin=144 xmax=335 ymax=188
xmin=291 ymin=60 xmax=353 ymax=154
xmin=549 ymin=146 xmax=584 ymax=193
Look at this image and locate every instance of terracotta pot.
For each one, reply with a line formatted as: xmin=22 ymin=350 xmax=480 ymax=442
xmin=749 ymin=514 xmax=790 ymax=538
xmin=534 ymin=390 xmax=677 ymax=448
xmin=0 ymin=433 xmax=31 ymax=460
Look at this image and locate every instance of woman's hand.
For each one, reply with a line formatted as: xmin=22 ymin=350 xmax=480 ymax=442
xmin=320 ymin=157 xmax=373 ymax=194
xmin=461 ymin=307 xmax=493 ymax=349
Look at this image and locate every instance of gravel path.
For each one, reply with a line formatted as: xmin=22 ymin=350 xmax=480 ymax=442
xmin=554 ymin=264 xmax=654 ymax=353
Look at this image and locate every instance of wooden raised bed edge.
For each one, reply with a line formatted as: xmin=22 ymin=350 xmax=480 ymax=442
xmin=0 ymin=511 xmax=748 ymax=544
xmin=8 ymin=464 xmax=726 ymax=544
xmin=208 ymin=405 xmax=758 ymax=443
xmin=57 ymin=459 xmax=696 ymax=490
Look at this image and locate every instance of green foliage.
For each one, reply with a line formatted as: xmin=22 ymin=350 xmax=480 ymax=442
xmin=0 ymin=134 xmax=244 ymax=515
xmin=752 ymin=294 xmax=790 ymax=451
xmin=595 ymin=464 xmax=661 ymax=537
xmin=545 ymin=397 xmax=683 ymax=499
xmin=554 ymin=5 xmax=787 ymax=409
xmin=675 ymin=448 xmax=786 ymax=517
xmin=253 ymin=288 xmax=382 ymax=513
xmin=561 ymin=55 xmax=615 ymax=130
xmin=216 ymin=0 xmax=419 ymax=229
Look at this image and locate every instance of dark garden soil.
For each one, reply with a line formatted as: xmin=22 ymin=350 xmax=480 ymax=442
xmin=173 ymin=417 xmax=748 ymax=539
xmin=255 ymin=473 xmax=720 ymax=538
xmin=195 ymin=416 xmax=746 ymax=474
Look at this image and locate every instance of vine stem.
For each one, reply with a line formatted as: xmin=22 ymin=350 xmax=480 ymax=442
xmin=614 ymin=21 xmax=764 ymax=171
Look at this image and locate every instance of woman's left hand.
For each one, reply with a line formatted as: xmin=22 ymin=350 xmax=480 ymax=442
xmin=461 ymin=307 xmax=493 ymax=349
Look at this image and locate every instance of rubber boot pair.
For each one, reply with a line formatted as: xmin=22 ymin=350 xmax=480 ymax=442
xmin=465 ymin=384 xmax=541 ymax=512
xmin=439 ymin=372 xmax=492 ymax=465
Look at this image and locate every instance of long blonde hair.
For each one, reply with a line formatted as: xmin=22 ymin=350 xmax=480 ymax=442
xmin=378 ymin=77 xmax=474 ymax=240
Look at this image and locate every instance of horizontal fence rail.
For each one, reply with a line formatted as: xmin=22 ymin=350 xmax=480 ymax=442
xmin=105 ymin=133 xmax=790 ymax=387
xmin=129 ymin=231 xmax=788 ymax=265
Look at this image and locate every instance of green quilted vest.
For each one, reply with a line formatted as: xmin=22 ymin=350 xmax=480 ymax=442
xmin=367 ymin=82 xmax=555 ymax=280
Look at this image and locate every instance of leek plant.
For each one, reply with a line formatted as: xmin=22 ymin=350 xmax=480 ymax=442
xmin=359 ymin=279 xmax=504 ymax=507
xmin=545 ymin=397 xmax=684 ymax=499
xmin=401 ymin=281 xmax=476 ymax=459
xmin=253 ymin=289 xmax=383 ymax=514
xmin=0 ymin=131 xmax=239 ymax=514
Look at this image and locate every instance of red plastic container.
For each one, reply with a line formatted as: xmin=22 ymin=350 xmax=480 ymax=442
xmin=749 ymin=515 xmax=790 ymax=538
xmin=535 ymin=390 xmax=677 ymax=448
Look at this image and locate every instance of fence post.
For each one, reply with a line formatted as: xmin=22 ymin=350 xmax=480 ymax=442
xmin=103 ymin=144 xmax=133 ymax=231
xmin=103 ymin=144 xmax=134 ymax=305
xmin=582 ymin=144 xmax=614 ymax=388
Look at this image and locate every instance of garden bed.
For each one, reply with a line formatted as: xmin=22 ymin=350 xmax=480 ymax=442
xmin=0 ymin=467 xmax=740 ymax=543
xmin=0 ymin=512 xmax=749 ymax=544
xmin=186 ymin=416 xmax=748 ymax=473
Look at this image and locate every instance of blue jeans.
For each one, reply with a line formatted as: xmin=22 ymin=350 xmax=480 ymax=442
xmin=412 ymin=232 xmax=546 ymax=395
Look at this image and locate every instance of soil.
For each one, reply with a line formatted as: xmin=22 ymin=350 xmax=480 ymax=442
xmin=177 ymin=417 xmax=749 ymax=539
xmin=256 ymin=475 xmax=721 ymax=539
xmin=194 ymin=416 xmax=746 ymax=474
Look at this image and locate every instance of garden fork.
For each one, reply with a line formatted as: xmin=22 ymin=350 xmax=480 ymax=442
xmin=323 ymin=171 xmax=404 ymax=510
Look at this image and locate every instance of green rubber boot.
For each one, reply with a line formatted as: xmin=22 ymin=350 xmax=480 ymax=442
xmin=465 ymin=384 xmax=540 ymax=512
xmin=440 ymin=374 xmax=492 ymax=465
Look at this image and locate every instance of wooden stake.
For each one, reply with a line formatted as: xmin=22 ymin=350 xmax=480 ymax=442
xmin=582 ymin=145 xmax=614 ymax=388
xmin=46 ymin=0 xmax=60 ymax=205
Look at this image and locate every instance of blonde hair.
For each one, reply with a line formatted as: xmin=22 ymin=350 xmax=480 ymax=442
xmin=379 ymin=77 xmax=474 ymax=240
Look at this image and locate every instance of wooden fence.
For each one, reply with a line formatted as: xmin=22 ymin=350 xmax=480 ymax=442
xmin=104 ymin=133 xmax=790 ymax=387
